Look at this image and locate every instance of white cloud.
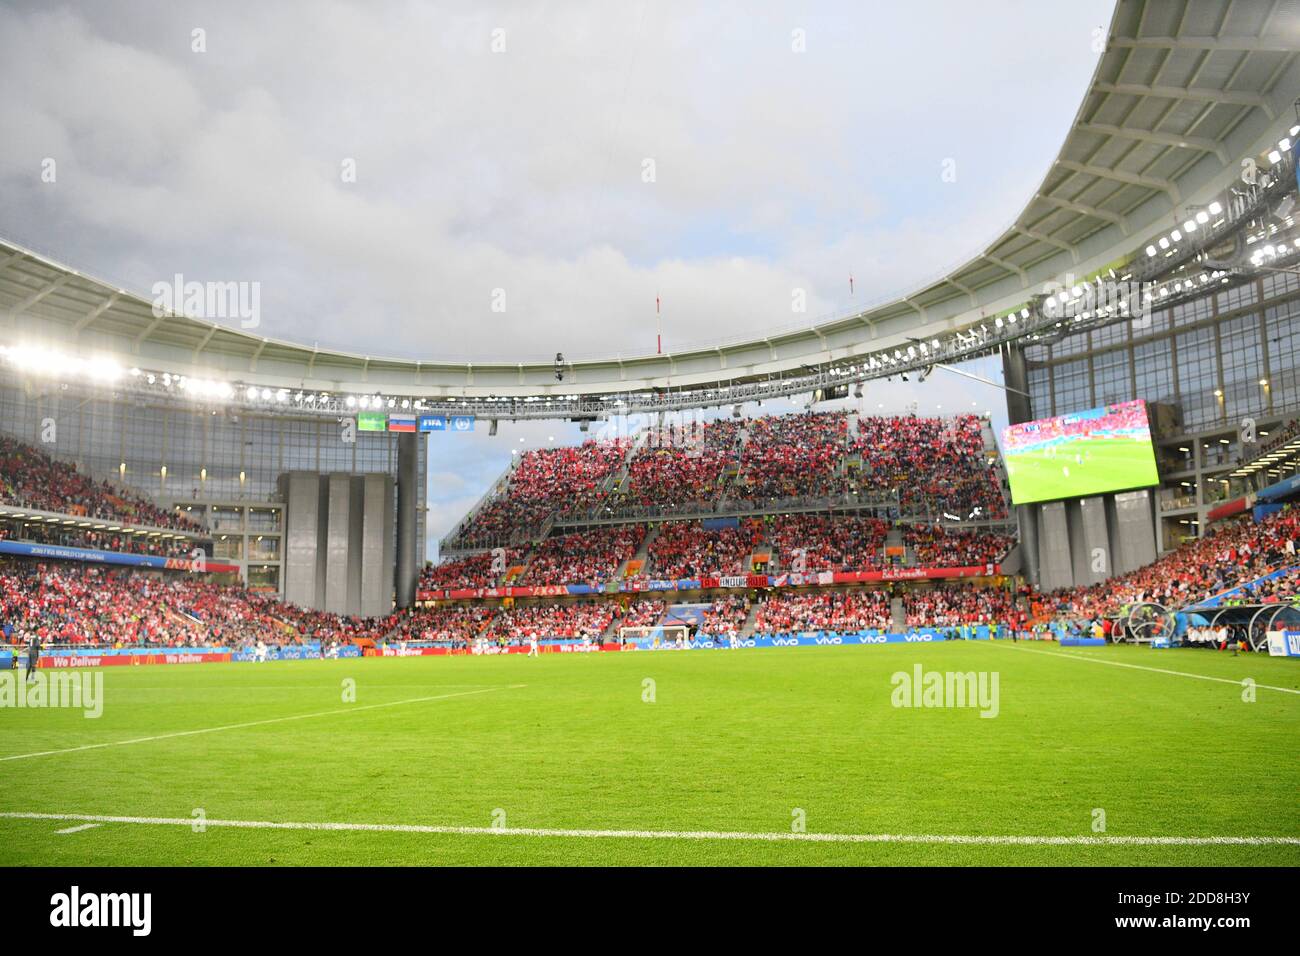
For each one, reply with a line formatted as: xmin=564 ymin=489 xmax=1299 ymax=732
xmin=0 ymin=0 xmax=1110 ymax=360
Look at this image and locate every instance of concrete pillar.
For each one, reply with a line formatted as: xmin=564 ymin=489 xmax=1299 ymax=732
xmin=396 ymin=431 xmax=419 ymax=608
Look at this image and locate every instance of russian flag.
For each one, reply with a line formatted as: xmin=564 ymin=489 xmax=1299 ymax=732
xmin=387 ymin=414 xmax=417 ymax=432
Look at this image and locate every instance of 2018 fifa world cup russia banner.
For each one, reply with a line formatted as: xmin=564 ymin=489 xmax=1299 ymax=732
xmin=0 ymin=540 xmax=238 ymax=574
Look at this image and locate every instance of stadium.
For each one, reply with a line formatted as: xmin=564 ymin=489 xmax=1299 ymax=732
xmin=0 ymin=0 xmax=1298 ymax=896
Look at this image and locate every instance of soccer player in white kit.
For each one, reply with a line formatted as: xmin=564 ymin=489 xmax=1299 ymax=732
xmin=527 ymin=632 xmax=539 ymax=657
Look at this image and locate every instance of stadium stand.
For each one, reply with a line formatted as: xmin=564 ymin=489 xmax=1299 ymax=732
xmin=730 ymin=411 xmax=850 ymax=502
xmin=904 ymin=524 xmax=1014 ymax=568
xmin=645 ymin=519 xmax=763 ymax=578
xmin=0 ymin=521 xmax=198 ymax=559
xmin=482 ymin=601 xmax=614 ymax=642
xmin=754 ymin=590 xmax=892 ymax=634
xmin=849 ymin=415 xmax=1006 ymax=519
xmin=516 ymin=524 xmax=646 ymax=586
xmin=0 ymin=435 xmax=205 ymax=532
xmin=419 ymin=548 xmax=524 ymax=590
xmin=765 ymin=514 xmax=890 ymax=571
xmin=455 ymin=440 xmax=628 ymax=545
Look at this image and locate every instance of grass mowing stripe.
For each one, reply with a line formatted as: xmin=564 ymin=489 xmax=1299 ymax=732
xmin=5 ymin=813 xmax=1298 ymax=846
xmin=0 ymin=684 xmax=525 ymax=762
xmin=978 ymin=641 xmax=1300 ymax=693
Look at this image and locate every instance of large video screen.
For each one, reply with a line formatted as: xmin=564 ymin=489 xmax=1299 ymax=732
xmin=1001 ymin=399 xmax=1159 ymax=505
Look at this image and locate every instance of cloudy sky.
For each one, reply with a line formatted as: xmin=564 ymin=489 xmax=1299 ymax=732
xmin=0 ymin=0 xmax=1114 ymax=556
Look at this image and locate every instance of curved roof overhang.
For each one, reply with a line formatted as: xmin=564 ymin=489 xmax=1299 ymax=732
xmin=1 ymin=0 xmax=1298 ymax=405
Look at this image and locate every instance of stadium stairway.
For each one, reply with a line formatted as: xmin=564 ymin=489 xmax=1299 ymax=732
xmin=979 ymin=418 xmax=998 ymax=452
xmin=741 ymin=600 xmax=761 ymax=638
xmin=884 ymin=526 xmax=906 ymax=564
xmin=890 ymin=596 xmax=906 ymax=631
xmin=622 ymin=522 xmax=664 ymax=578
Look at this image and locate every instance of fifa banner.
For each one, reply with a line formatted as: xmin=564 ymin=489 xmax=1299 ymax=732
xmin=0 ymin=539 xmax=239 ymax=574
xmin=418 ymin=565 xmax=999 ymax=601
xmin=1265 ymin=631 xmax=1300 ymax=658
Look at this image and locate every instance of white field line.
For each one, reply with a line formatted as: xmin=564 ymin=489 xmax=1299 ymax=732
xmin=0 ymin=684 xmax=525 ymax=763
xmin=54 ymin=823 xmax=101 ymax=835
xmin=979 ymin=641 xmax=1300 ymax=694
xmin=2 ymin=812 xmax=1296 ymax=846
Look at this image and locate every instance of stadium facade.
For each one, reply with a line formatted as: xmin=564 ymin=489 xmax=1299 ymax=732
xmin=0 ymin=0 xmax=1298 ymax=613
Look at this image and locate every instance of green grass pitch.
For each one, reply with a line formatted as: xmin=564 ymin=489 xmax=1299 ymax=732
xmin=1 ymin=642 xmax=1297 ymax=866
xmin=1005 ymin=436 xmax=1159 ymax=505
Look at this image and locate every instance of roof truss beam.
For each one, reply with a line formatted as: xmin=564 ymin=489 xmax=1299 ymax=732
xmin=1076 ymin=122 xmax=1230 ymax=163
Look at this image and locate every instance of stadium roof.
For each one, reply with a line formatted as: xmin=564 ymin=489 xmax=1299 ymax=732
xmin=2 ymin=0 xmax=1298 ymax=402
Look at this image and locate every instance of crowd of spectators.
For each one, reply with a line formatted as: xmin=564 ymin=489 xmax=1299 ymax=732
xmin=517 ymin=524 xmax=646 ymax=586
xmin=850 ymin=415 xmax=1006 ymax=519
xmin=646 ymin=519 xmax=763 ymax=579
xmin=902 ymin=586 xmax=1019 ymax=628
xmin=482 ymin=601 xmax=614 ymax=642
xmin=456 ymin=441 xmax=628 ymax=545
xmin=0 ymin=435 xmax=205 ymax=532
xmin=700 ymin=595 xmax=751 ymax=635
xmin=904 ymin=525 xmax=1014 ymax=568
xmin=1037 ymin=506 xmax=1300 ymax=620
xmin=419 ymin=548 xmax=524 ymax=591
xmin=0 ymin=560 xmax=385 ymax=648
xmin=386 ymin=604 xmax=496 ymax=646
xmin=766 ymin=514 xmax=890 ymax=571
xmin=730 ymin=412 xmax=850 ymax=502
xmin=754 ymin=590 xmax=892 ymax=633
xmin=615 ymin=420 xmax=743 ymax=507
xmin=612 ymin=599 xmax=666 ymax=630
xmin=0 ymin=562 xmax=202 ymax=646
xmin=0 ymin=518 xmax=198 ymax=560
xmin=448 ymin=411 xmax=1009 ymax=548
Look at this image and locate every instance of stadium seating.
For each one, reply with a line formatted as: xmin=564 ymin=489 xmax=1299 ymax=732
xmin=1040 ymin=506 xmax=1300 ymax=619
xmin=419 ymin=548 xmax=525 ymax=590
xmin=730 ymin=411 xmax=850 ymax=502
xmin=517 ymin=524 xmax=646 ymax=586
xmin=615 ymin=419 xmax=743 ymax=507
xmin=0 ymin=521 xmax=198 ymax=559
xmin=483 ymin=601 xmax=614 ymax=642
xmin=0 ymin=435 xmax=205 ymax=532
xmin=612 ymin=598 xmax=666 ymax=630
xmin=849 ymin=415 xmax=1006 ymax=519
xmin=646 ymin=519 xmax=763 ymax=578
xmin=0 ymin=560 xmax=385 ymax=647
xmin=766 ymin=514 xmax=890 ymax=571
xmin=902 ymin=587 xmax=1018 ymax=628
xmin=699 ymin=594 xmax=751 ymax=635
xmin=385 ymin=603 xmax=496 ymax=645
xmin=903 ymin=524 xmax=1014 ymax=568
xmin=753 ymin=590 xmax=892 ymax=633
xmin=456 ymin=440 xmax=629 ymax=545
